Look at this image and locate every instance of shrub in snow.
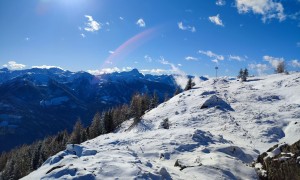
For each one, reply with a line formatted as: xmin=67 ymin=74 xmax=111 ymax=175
xmin=160 ymin=118 xmax=169 ymax=129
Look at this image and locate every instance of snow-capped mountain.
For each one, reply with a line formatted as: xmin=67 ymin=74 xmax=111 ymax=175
xmin=0 ymin=68 xmax=189 ymax=152
xmin=23 ymin=73 xmax=300 ymax=179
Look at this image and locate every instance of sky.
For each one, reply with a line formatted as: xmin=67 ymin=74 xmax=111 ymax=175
xmin=0 ymin=0 xmax=300 ymax=77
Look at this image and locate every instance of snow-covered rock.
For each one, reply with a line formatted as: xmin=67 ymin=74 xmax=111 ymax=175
xmin=200 ymin=95 xmax=234 ymax=111
xmin=23 ymin=73 xmax=300 ymax=180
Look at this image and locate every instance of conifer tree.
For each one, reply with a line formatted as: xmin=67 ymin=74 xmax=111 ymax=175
xmin=89 ymin=112 xmax=102 ymax=139
xmin=149 ymin=91 xmax=159 ymax=109
xmin=276 ymin=61 xmax=285 ymax=73
xmin=244 ymin=68 xmax=249 ymax=77
xmin=238 ymin=68 xmax=249 ymax=82
xmin=130 ymin=93 xmax=141 ymax=121
xmin=238 ymin=68 xmax=243 ymax=79
xmin=31 ymin=142 xmax=42 ymax=170
xmin=69 ymin=119 xmax=84 ymax=144
xmin=184 ymin=77 xmax=193 ymax=91
xmin=104 ymin=110 xmax=113 ymax=133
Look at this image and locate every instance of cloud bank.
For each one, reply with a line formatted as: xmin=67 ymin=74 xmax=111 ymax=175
xmin=235 ymin=0 xmax=286 ymax=22
xmin=3 ymin=61 xmax=26 ymax=70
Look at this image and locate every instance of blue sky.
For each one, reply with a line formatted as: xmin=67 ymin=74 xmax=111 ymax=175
xmin=0 ymin=0 xmax=300 ymax=77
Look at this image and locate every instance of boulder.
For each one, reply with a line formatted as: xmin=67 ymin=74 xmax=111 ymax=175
xmin=200 ymin=95 xmax=234 ymax=111
xmin=255 ymin=140 xmax=300 ymax=180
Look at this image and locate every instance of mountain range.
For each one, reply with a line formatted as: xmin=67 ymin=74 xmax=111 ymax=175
xmin=0 ymin=68 xmax=207 ymax=152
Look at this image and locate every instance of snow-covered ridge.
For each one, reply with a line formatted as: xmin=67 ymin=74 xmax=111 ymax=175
xmin=23 ymin=73 xmax=300 ymax=179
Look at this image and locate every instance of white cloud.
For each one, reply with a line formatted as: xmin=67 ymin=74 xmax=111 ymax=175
xmin=235 ymin=0 xmax=286 ymax=22
xmin=144 ymin=55 xmax=153 ymax=62
xmin=119 ymin=17 xmax=124 ymax=20
xmin=3 ymin=61 xmax=26 ymax=70
xmin=109 ymin=51 xmax=114 ymax=54
xmin=249 ymin=63 xmax=268 ymax=75
xmin=185 ymin=56 xmax=198 ymax=61
xmin=136 ymin=18 xmax=146 ymax=27
xmin=198 ymin=50 xmax=224 ymax=63
xmin=263 ymin=55 xmax=284 ymax=68
xmin=80 ymin=33 xmax=86 ymax=38
xmin=209 ymin=14 xmax=224 ymax=26
xmin=88 ymin=67 xmax=120 ymax=75
xmin=84 ymin=15 xmax=101 ymax=32
xmin=291 ymin=59 xmax=300 ymax=67
xmin=228 ymin=55 xmax=245 ymax=61
xmin=159 ymin=57 xmax=188 ymax=89
xmin=297 ymin=42 xmax=300 ymax=47
xmin=122 ymin=67 xmax=133 ymax=71
xmin=140 ymin=69 xmax=169 ymax=74
xmin=25 ymin=37 xmax=30 ymax=41
xmin=88 ymin=67 xmax=134 ymax=75
xmin=32 ymin=65 xmax=63 ymax=69
xmin=177 ymin=22 xmax=196 ymax=32
xmin=212 ymin=59 xmax=219 ymax=63
xmin=216 ymin=0 xmax=226 ymax=6
xmin=178 ymin=64 xmax=182 ymax=67
xmin=288 ymin=11 xmax=300 ymax=20
xmin=193 ymin=76 xmax=203 ymax=86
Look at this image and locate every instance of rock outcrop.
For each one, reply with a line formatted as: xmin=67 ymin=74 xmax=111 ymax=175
xmin=200 ymin=95 xmax=234 ymax=111
xmin=255 ymin=140 xmax=300 ymax=180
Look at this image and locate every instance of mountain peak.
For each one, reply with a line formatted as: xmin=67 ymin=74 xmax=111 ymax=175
xmin=130 ymin=68 xmax=140 ymax=74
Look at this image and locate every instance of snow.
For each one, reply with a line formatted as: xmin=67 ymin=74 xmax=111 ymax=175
xmin=23 ymin=73 xmax=300 ymax=180
xmin=40 ymin=96 xmax=69 ymax=107
xmin=265 ymin=144 xmax=283 ymax=159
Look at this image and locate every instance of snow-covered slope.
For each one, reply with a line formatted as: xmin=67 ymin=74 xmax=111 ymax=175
xmin=23 ymin=73 xmax=300 ymax=180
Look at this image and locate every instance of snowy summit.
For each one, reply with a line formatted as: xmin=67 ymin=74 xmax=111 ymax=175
xmin=23 ymin=73 xmax=300 ymax=179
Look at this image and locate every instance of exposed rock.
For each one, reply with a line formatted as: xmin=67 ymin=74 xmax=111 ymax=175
xmin=46 ymin=165 xmax=65 ymax=174
xmin=200 ymin=95 xmax=234 ymax=111
xmin=174 ymin=159 xmax=188 ymax=171
xmin=255 ymin=140 xmax=300 ymax=180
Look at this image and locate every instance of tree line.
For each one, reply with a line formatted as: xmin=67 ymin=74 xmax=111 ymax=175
xmin=0 ymin=91 xmax=171 ymax=180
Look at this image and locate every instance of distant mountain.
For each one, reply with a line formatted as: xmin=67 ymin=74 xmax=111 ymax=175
xmin=0 ymin=68 xmax=206 ymax=152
